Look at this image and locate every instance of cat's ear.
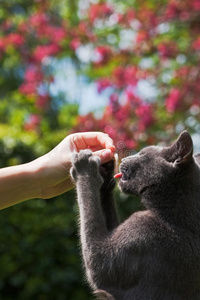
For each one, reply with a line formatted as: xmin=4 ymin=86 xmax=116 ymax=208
xmin=164 ymin=131 xmax=193 ymax=166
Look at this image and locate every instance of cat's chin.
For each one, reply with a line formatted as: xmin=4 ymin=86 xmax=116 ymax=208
xmin=118 ymin=179 xmax=130 ymax=193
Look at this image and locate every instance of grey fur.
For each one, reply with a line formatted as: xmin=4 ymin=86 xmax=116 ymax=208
xmin=70 ymin=131 xmax=200 ymax=300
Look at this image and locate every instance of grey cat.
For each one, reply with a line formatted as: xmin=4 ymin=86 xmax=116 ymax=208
xmin=70 ymin=131 xmax=200 ymax=300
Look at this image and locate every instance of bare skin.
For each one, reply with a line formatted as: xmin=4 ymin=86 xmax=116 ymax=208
xmin=0 ymin=132 xmax=115 ymax=209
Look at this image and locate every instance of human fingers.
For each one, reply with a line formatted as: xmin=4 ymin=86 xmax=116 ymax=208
xmin=71 ymin=132 xmax=116 ymax=152
xmin=93 ymin=149 xmax=114 ymax=164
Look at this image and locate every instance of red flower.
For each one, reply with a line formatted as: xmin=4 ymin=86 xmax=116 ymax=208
xmin=124 ymin=66 xmax=138 ymax=86
xmin=125 ymin=90 xmax=142 ymax=107
xmin=96 ymin=78 xmax=111 ymax=93
xmin=165 ymin=88 xmax=181 ymax=112
xmin=94 ymin=45 xmax=112 ymax=64
xmin=165 ymin=2 xmax=180 ymax=19
xmin=0 ymin=38 xmax=6 ymax=52
xmin=70 ymin=39 xmax=81 ymax=50
xmin=52 ymin=27 xmax=66 ymax=44
xmin=115 ymin=106 xmax=130 ymax=122
xmin=29 ymin=13 xmax=49 ymax=28
xmin=6 ymin=33 xmax=24 ymax=47
xmin=108 ymin=93 xmax=119 ymax=113
xmin=36 ymin=94 xmax=50 ymax=110
xmin=135 ymin=104 xmax=154 ymax=130
xmin=192 ymin=37 xmax=200 ymax=50
xmin=113 ymin=66 xmax=138 ymax=88
xmin=127 ymin=9 xmax=136 ymax=23
xmin=136 ymin=31 xmax=149 ymax=43
xmin=157 ymin=42 xmax=177 ymax=58
xmin=20 ymin=66 xmax=44 ymax=96
xmin=192 ymin=0 xmax=200 ymax=10
xmin=24 ymin=67 xmax=43 ymax=83
xmin=103 ymin=124 xmax=117 ymax=139
xmin=89 ymin=3 xmax=113 ymax=22
xmin=19 ymin=82 xmax=37 ymax=96
xmin=33 ymin=44 xmax=60 ymax=62
xmin=125 ymin=139 xmax=137 ymax=149
xmin=112 ymin=66 xmax=126 ymax=88
xmin=36 ymin=25 xmax=66 ymax=44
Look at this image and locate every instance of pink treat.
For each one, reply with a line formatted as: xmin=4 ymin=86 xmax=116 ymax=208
xmin=114 ymin=173 xmax=122 ymax=179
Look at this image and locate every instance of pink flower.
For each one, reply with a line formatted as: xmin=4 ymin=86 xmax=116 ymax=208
xmin=109 ymin=93 xmax=119 ymax=114
xmin=113 ymin=66 xmax=138 ymax=88
xmin=193 ymin=37 xmax=200 ymax=50
xmin=124 ymin=66 xmax=138 ymax=86
xmin=125 ymin=139 xmax=137 ymax=149
xmin=175 ymin=66 xmax=190 ymax=78
xmin=24 ymin=67 xmax=43 ymax=83
xmin=52 ymin=27 xmax=66 ymax=44
xmin=0 ymin=38 xmax=6 ymax=52
xmin=94 ymin=45 xmax=112 ymax=64
xmin=165 ymin=88 xmax=181 ymax=112
xmin=33 ymin=44 xmax=60 ymax=62
xmin=127 ymin=9 xmax=136 ymax=23
xmin=103 ymin=124 xmax=117 ymax=139
xmin=192 ymin=0 xmax=200 ymax=10
xmin=6 ymin=33 xmax=24 ymax=47
xmin=89 ymin=3 xmax=113 ymax=22
xmin=20 ymin=66 xmax=44 ymax=96
xmin=109 ymin=93 xmax=118 ymax=104
xmin=19 ymin=82 xmax=37 ymax=95
xmin=37 ymin=25 xmax=66 ymax=44
xmin=96 ymin=78 xmax=111 ymax=93
xmin=115 ymin=106 xmax=130 ymax=122
xmin=70 ymin=39 xmax=81 ymax=50
xmin=113 ymin=66 xmax=125 ymax=88
xmin=125 ymin=90 xmax=142 ymax=107
xmin=36 ymin=94 xmax=50 ymax=110
xmin=165 ymin=2 xmax=180 ymax=19
xmin=136 ymin=31 xmax=148 ymax=43
xmin=135 ymin=104 xmax=154 ymax=130
xmin=29 ymin=13 xmax=48 ymax=28
xmin=157 ymin=42 xmax=177 ymax=58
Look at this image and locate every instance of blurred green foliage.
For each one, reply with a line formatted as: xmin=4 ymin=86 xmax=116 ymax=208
xmin=0 ymin=192 xmax=91 ymax=300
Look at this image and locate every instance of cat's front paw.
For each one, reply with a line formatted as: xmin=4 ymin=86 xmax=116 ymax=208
xmin=70 ymin=149 xmax=103 ymax=186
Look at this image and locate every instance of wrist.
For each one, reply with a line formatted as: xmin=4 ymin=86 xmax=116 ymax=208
xmin=33 ymin=151 xmax=72 ymax=199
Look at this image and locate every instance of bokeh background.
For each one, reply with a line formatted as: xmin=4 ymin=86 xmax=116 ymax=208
xmin=0 ymin=0 xmax=200 ymax=299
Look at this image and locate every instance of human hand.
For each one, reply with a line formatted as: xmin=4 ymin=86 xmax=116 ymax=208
xmin=37 ymin=132 xmax=116 ymax=199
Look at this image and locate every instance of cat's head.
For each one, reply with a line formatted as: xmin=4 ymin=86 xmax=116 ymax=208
xmin=117 ymin=131 xmax=198 ymax=198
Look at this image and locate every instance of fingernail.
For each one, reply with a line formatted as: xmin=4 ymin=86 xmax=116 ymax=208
xmin=109 ymin=145 xmax=116 ymax=152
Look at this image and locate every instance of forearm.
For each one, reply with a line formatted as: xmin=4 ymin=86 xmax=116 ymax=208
xmin=77 ymin=178 xmax=107 ymax=238
xmin=0 ymin=160 xmax=42 ymax=209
